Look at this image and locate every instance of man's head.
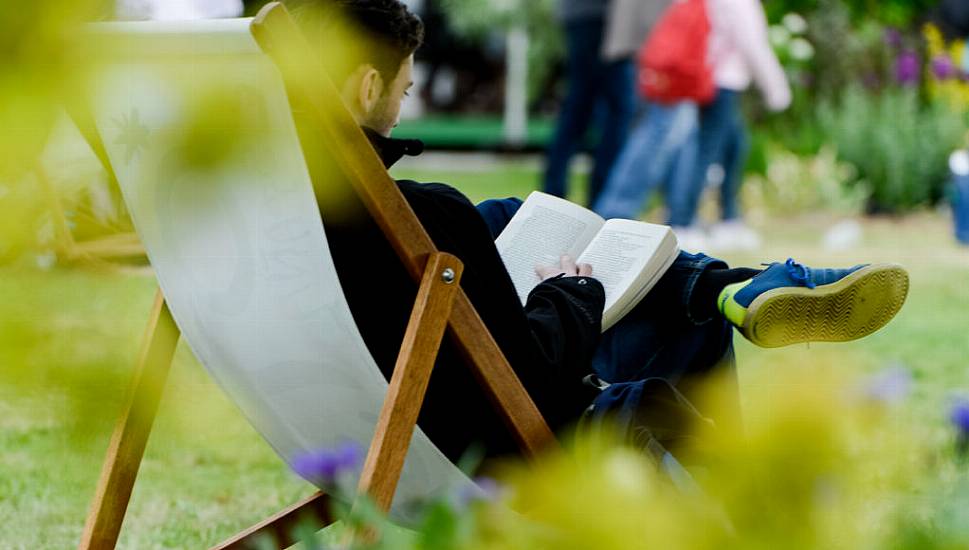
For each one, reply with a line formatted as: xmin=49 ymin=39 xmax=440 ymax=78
xmin=290 ymin=0 xmax=424 ymax=136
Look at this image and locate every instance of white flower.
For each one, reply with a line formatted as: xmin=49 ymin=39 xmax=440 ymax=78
xmin=782 ymin=12 xmax=808 ymax=35
xmin=491 ymin=0 xmax=518 ymax=14
xmin=769 ymin=25 xmax=791 ymax=48
xmin=950 ymin=149 xmax=969 ymax=176
xmin=789 ymin=37 xmax=815 ymax=61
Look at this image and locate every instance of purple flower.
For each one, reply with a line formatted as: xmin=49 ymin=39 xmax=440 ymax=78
xmin=474 ymin=476 xmax=502 ymax=501
xmin=952 ymin=400 xmax=969 ymax=434
xmin=453 ymin=476 xmax=503 ymax=510
xmin=952 ymin=400 xmax=969 ymax=457
xmin=863 ymin=365 xmax=912 ymax=404
xmin=931 ymin=55 xmax=956 ymax=80
xmin=291 ymin=442 xmax=363 ymax=486
xmin=895 ymin=51 xmax=920 ymax=85
xmin=883 ymin=27 xmax=902 ymax=49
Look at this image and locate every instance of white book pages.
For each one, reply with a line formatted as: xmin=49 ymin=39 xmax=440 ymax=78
xmin=577 ymin=219 xmax=677 ymax=330
xmin=84 ymin=18 xmax=474 ymax=520
xmin=495 ymin=191 xmax=603 ymax=304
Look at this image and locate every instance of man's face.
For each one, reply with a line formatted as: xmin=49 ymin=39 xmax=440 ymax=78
xmin=364 ymin=54 xmax=414 ymax=137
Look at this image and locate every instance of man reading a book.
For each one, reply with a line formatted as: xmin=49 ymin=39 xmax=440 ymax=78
xmin=292 ymin=0 xmax=909 ymax=461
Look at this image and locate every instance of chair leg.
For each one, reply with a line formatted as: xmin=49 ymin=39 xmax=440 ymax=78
xmin=209 ymin=491 xmax=335 ymax=550
xmin=357 ymin=252 xmax=463 ymax=512
xmin=79 ymin=290 xmax=180 ymax=550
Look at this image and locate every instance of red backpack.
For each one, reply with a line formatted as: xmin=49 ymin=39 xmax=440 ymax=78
xmin=638 ymin=0 xmax=715 ymax=104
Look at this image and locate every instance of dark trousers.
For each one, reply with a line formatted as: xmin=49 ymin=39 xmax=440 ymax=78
xmin=476 ymin=198 xmax=740 ymax=428
xmin=543 ymin=16 xmax=636 ymax=206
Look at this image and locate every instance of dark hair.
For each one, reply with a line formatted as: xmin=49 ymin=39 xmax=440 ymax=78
xmin=288 ymin=0 xmax=424 ymax=85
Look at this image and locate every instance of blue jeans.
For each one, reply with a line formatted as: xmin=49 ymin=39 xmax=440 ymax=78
xmin=476 ymin=198 xmax=737 ymax=396
xmin=543 ymin=16 xmax=636 ymax=206
xmin=592 ymin=100 xmax=699 ymax=225
xmin=952 ymin=172 xmax=969 ymax=245
xmin=676 ymin=88 xmax=749 ymax=225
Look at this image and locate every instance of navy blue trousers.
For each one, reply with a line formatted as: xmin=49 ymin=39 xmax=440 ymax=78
xmin=542 ymin=16 xmax=636 ymax=206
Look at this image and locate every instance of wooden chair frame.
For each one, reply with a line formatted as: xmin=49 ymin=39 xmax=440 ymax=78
xmin=78 ymin=4 xmax=556 ymax=549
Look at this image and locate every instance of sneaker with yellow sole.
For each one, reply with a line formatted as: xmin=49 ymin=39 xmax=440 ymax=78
xmin=718 ymin=258 xmax=909 ymax=348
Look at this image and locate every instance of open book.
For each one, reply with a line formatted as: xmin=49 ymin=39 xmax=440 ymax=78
xmin=495 ymin=192 xmax=679 ymax=331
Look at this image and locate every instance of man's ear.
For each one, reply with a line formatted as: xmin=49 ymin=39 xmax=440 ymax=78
xmin=357 ymin=65 xmax=384 ymax=117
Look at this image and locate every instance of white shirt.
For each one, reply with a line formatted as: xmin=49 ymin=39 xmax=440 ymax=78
xmin=707 ymin=0 xmax=791 ymax=111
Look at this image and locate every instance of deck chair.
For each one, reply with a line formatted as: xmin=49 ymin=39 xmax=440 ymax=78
xmin=78 ymin=4 xmax=556 ymax=549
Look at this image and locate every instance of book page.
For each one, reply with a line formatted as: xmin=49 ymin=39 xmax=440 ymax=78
xmin=496 ymin=191 xmax=604 ymax=303
xmin=576 ymin=219 xmax=676 ymax=329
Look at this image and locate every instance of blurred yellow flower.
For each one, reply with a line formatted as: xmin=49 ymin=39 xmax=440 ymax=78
xmin=447 ymin=365 xmax=926 ymax=550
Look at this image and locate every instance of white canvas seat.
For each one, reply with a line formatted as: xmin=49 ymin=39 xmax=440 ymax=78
xmin=82 ymin=17 xmax=474 ymax=520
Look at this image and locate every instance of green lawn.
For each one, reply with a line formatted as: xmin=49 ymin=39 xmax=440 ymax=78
xmin=393 ymin=116 xmax=555 ymax=150
xmin=2 ymin=162 xmax=968 ymax=547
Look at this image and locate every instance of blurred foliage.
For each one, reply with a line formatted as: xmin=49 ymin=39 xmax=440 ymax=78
xmin=803 ymin=0 xmax=895 ymax=108
xmin=818 ymin=86 xmax=965 ymax=212
xmin=0 ymin=171 xmax=52 ymax=264
xmin=0 ymin=0 xmax=107 ymax=180
xmin=924 ymin=23 xmax=969 ymax=110
xmin=439 ymin=0 xmax=562 ymax=104
xmin=0 ymin=0 xmax=110 ymax=263
xmin=764 ymin=0 xmax=940 ymax=28
xmin=744 ymin=146 xmax=869 ymax=217
xmin=749 ymin=0 xmax=969 ymax=213
xmin=754 ymin=0 xmax=910 ymax=156
xmin=745 ymin=8 xmax=825 ymax=158
xmin=304 ymin=366 xmax=969 ymax=550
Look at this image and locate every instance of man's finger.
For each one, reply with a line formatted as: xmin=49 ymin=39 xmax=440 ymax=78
xmin=561 ymin=255 xmax=577 ymax=274
xmin=536 ymin=265 xmax=564 ymax=280
xmin=577 ymin=263 xmax=593 ymax=277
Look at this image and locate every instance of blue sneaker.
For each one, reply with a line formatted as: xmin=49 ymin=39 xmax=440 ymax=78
xmin=717 ymin=259 xmax=909 ymax=348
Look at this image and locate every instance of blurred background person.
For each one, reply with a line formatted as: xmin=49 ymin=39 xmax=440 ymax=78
xmin=592 ymin=0 xmax=708 ymax=250
xmin=542 ymin=0 xmax=666 ymax=205
xmin=948 ymin=148 xmax=969 ymax=245
xmin=932 ymin=0 xmax=969 ymax=41
xmin=676 ymin=0 xmax=791 ymax=251
xmin=930 ymin=0 xmax=969 ymax=246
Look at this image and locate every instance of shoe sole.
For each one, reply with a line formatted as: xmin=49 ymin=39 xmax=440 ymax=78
xmin=740 ymin=264 xmax=909 ymax=348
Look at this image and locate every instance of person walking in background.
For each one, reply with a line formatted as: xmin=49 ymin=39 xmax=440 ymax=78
xmin=677 ymin=0 xmax=791 ymax=251
xmin=592 ymin=0 xmax=709 ymax=251
xmin=601 ymin=0 xmax=672 ymax=66
xmin=542 ymin=0 xmax=667 ymax=205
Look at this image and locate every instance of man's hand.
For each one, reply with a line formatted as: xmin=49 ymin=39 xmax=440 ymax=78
xmin=536 ymin=255 xmax=593 ymax=281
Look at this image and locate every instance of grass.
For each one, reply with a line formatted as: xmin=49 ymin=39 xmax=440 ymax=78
xmin=2 ymin=159 xmax=968 ymax=547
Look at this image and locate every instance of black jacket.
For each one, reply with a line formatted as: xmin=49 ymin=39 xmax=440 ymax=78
xmin=318 ymin=130 xmax=606 ymax=460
